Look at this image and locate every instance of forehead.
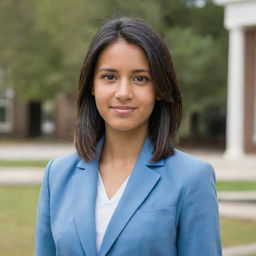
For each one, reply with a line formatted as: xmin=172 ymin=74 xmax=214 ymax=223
xmin=95 ymin=40 xmax=150 ymax=70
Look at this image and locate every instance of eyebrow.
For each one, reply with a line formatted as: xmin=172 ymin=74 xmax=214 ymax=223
xmin=97 ymin=68 xmax=151 ymax=73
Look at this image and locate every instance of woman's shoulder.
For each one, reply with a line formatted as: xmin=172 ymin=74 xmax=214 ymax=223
xmin=47 ymin=152 xmax=81 ymax=169
xmin=164 ymin=149 xmax=215 ymax=181
xmin=169 ymin=149 xmax=210 ymax=165
xmin=44 ymin=152 xmax=83 ymax=184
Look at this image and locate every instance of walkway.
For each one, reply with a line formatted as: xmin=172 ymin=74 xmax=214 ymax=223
xmin=223 ymin=243 xmax=256 ymax=256
xmin=1 ymin=143 xmax=255 ymax=180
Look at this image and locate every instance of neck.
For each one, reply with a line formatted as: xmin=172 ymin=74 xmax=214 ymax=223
xmin=101 ymin=127 xmax=148 ymax=165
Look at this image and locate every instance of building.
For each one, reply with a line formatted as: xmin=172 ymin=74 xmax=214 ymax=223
xmin=0 ymin=88 xmax=14 ymax=135
xmin=0 ymin=87 xmax=75 ymax=141
xmin=214 ymin=0 xmax=256 ymax=156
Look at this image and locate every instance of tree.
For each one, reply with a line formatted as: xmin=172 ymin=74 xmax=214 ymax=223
xmin=0 ymin=0 xmax=63 ymax=101
xmin=0 ymin=0 xmax=228 ymax=140
xmin=158 ymin=0 xmax=228 ymax=139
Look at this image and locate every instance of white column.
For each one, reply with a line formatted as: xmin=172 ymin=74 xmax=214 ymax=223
xmin=225 ymin=26 xmax=245 ymax=157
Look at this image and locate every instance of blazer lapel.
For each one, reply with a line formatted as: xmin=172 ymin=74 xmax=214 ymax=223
xmin=72 ymin=160 xmax=98 ymax=256
xmin=98 ymin=139 xmax=162 ymax=256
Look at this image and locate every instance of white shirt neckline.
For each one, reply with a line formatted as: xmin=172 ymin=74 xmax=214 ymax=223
xmin=95 ymin=171 xmax=131 ymax=252
xmin=97 ymin=172 xmax=130 ymax=203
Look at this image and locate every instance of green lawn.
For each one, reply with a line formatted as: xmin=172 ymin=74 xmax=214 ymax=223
xmin=0 ymin=186 xmax=40 ymax=256
xmin=0 ymin=186 xmax=256 ymax=255
xmin=216 ymin=181 xmax=256 ymax=192
xmin=0 ymin=160 xmax=48 ymax=168
xmin=221 ymin=217 xmax=256 ymax=247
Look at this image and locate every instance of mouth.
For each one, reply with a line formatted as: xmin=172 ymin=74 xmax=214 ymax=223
xmin=110 ymin=106 xmax=136 ymax=114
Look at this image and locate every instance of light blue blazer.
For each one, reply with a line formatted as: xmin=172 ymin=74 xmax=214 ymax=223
xmin=36 ymin=138 xmax=222 ymax=256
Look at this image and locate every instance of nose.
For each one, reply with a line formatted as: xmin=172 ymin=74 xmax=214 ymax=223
xmin=114 ymin=78 xmax=132 ymax=101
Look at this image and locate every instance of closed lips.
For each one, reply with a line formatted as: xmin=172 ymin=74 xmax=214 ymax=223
xmin=110 ymin=106 xmax=136 ymax=114
xmin=110 ymin=106 xmax=136 ymax=110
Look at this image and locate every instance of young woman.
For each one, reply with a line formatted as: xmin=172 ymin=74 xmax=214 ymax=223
xmin=36 ymin=17 xmax=222 ymax=256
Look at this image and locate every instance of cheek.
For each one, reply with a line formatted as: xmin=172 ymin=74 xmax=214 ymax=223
xmin=93 ymin=86 xmax=106 ymax=104
xmin=94 ymin=97 xmax=106 ymax=116
xmin=140 ymin=90 xmax=156 ymax=108
xmin=138 ymin=97 xmax=156 ymax=120
xmin=93 ymin=91 xmax=104 ymax=113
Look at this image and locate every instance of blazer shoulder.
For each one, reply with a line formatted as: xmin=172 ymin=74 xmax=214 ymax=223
xmin=172 ymin=149 xmax=211 ymax=164
xmin=49 ymin=152 xmax=81 ymax=168
xmin=164 ymin=149 xmax=215 ymax=181
xmin=44 ymin=152 xmax=81 ymax=186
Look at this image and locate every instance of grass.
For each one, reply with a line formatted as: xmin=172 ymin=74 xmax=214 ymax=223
xmin=0 ymin=186 xmax=256 ymax=256
xmin=0 ymin=186 xmax=40 ymax=256
xmin=0 ymin=160 xmax=48 ymax=168
xmin=216 ymin=181 xmax=256 ymax=192
xmin=221 ymin=217 xmax=256 ymax=247
xmin=0 ymin=138 xmax=72 ymax=145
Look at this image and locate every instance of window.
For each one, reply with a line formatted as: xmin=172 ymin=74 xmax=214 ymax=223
xmin=0 ymin=90 xmax=13 ymax=133
xmin=0 ymin=104 xmax=6 ymax=122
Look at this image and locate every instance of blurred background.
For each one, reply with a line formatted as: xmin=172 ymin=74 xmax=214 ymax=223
xmin=0 ymin=0 xmax=255 ymax=255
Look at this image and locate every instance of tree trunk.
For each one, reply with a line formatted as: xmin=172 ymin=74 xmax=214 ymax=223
xmin=190 ymin=111 xmax=200 ymax=140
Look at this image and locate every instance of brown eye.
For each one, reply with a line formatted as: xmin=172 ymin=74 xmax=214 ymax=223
xmin=134 ymin=76 xmax=149 ymax=83
xmin=102 ymin=74 xmax=115 ymax=80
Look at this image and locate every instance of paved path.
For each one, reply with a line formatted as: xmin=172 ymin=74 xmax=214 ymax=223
xmin=0 ymin=143 xmax=74 ymax=160
xmin=218 ymin=191 xmax=256 ymax=202
xmin=219 ymin=202 xmax=256 ymax=220
xmin=184 ymin=148 xmax=256 ymax=181
xmin=0 ymin=143 xmax=256 ymax=180
xmin=0 ymin=168 xmax=43 ymax=185
xmin=223 ymin=243 xmax=256 ymax=256
xmin=218 ymin=191 xmax=256 ymax=220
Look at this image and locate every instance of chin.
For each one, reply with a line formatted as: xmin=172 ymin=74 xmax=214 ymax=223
xmin=110 ymin=126 xmax=137 ymax=133
xmin=106 ymin=121 xmax=148 ymax=134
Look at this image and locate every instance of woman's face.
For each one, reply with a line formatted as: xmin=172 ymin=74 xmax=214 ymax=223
xmin=93 ymin=40 xmax=156 ymax=135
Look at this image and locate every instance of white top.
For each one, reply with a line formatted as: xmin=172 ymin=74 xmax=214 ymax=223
xmin=95 ymin=172 xmax=130 ymax=252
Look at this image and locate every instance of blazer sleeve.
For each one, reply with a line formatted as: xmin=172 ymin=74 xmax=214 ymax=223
xmin=177 ymin=163 xmax=222 ymax=256
xmin=35 ymin=160 xmax=56 ymax=256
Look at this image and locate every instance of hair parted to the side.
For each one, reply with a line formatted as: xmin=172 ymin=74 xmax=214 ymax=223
xmin=74 ymin=16 xmax=182 ymax=162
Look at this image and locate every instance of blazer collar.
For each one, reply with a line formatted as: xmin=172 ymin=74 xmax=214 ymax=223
xmin=76 ymin=136 xmax=165 ymax=170
xmin=72 ymin=159 xmax=98 ymax=256
xmin=73 ymin=136 xmax=164 ymax=256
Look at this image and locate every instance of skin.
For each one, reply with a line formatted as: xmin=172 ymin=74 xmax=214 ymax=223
xmin=93 ymin=40 xmax=156 ymax=199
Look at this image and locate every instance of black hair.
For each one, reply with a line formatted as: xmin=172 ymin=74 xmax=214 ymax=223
xmin=75 ymin=16 xmax=182 ymax=162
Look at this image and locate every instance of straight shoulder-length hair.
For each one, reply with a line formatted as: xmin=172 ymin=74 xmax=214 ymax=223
xmin=75 ymin=16 xmax=182 ymax=162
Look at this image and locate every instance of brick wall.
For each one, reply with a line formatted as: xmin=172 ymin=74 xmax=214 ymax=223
xmin=244 ymin=27 xmax=256 ymax=153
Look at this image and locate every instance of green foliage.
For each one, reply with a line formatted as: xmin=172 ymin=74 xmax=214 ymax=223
xmin=0 ymin=0 xmax=228 ymax=138
xmin=165 ymin=26 xmax=227 ymax=112
xmin=0 ymin=0 xmax=164 ymax=100
xmin=0 ymin=0 xmax=63 ymax=100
